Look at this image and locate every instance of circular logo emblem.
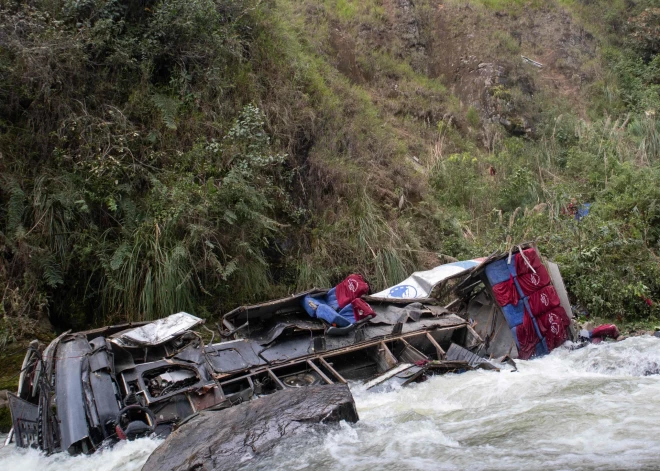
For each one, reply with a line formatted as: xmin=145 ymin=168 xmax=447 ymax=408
xmin=548 ymin=312 xmax=560 ymax=335
xmin=348 ymin=279 xmax=358 ymax=292
xmin=530 ymin=273 xmax=540 ymax=286
xmin=389 ymin=285 xmax=418 ymax=299
xmin=541 ymin=293 xmax=549 ymax=306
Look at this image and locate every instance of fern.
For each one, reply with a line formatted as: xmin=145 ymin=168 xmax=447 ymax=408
xmin=110 ymin=243 xmax=130 ymax=270
xmin=4 ymin=179 xmax=25 ymax=234
xmin=42 ymin=254 xmax=64 ymax=288
xmin=152 ymin=93 xmax=181 ymax=130
xmin=220 ymin=259 xmax=238 ymax=280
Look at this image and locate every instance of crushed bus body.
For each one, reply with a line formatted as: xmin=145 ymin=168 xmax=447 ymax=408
xmin=7 ymin=243 xmax=577 ymax=455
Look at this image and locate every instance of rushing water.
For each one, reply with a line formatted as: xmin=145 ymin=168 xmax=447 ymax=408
xmin=3 ymin=336 xmax=660 ymax=471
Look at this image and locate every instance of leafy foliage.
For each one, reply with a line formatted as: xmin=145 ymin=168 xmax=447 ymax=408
xmin=1 ymin=0 xmax=660 ymax=341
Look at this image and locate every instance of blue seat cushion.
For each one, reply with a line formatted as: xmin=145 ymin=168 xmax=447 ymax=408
xmin=502 ymin=302 xmax=524 ymax=327
xmin=325 ymin=287 xmax=340 ymax=311
xmin=301 ymin=295 xmax=327 ymax=318
xmin=316 ymin=304 xmax=351 ymax=327
xmin=535 ymin=338 xmax=549 ymax=357
xmin=485 ymin=259 xmax=512 ymax=285
xmin=337 ymin=304 xmax=356 ymax=324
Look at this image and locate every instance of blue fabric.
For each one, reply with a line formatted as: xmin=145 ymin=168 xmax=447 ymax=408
xmin=508 ymin=255 xmax=518 ymax=277
xmin=325 ymin=287 xmax=340 ymax=311
xmin=513 ymin=277 xmax=524 ymax=299
xmin=502 ymin=302 xmax=524 ymax=327
xmin=301 ymin=295 xmax=327 ymax=318
xmin=337 ymin=304 xmax=355 ymax=324
xmin=535 ymin=338 xmax=549 ymax=357
xmin=316 ymin=304 xmax=351 ymax=327
xmin=485 ymin=259 xmax=511 ymax=285
xmin=576 ymin=203 xmax=591 ymax=221
xmin=510 ymin=327 xmax=520 ymax=348
xmin=522 ymin=296 xmax=532 ymax=315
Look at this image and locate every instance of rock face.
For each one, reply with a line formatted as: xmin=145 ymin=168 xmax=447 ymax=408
xmin=142 ymin=384 xmax=359 ymax=471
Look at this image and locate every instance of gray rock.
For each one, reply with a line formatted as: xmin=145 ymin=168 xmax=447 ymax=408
xmin=142 ymin=384 xmax=359 ymax=471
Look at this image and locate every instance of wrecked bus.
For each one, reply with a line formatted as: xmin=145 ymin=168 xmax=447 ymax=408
xmin=6 ymin=243 xmax=576 ymax=455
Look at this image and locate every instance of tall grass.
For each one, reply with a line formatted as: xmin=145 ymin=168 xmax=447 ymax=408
xmin=101 ymin=225 xmax=196 ymax=322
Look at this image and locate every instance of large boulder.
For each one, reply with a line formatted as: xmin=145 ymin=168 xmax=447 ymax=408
xmin=142 ymin=384 xmax=359 ymax=471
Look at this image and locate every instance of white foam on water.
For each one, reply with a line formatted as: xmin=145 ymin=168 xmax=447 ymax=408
xmin=4 ymin=336 xmax=660 ymax=470
xmin=0 ymin=435 xmax=161 ymax=471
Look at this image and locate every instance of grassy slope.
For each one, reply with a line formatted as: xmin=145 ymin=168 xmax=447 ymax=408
xmin=279 ymin=0 xmax=660 ymax=322
xmin=0 ymin=0 xmax=658 ymax=364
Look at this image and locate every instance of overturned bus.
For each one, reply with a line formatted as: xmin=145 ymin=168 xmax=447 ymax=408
xmin=6 ymin=243 xmax=576 ymax=455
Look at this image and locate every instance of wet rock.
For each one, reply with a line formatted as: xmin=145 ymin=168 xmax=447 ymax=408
xmin=142 ymin=384 xmax=359 ymax=471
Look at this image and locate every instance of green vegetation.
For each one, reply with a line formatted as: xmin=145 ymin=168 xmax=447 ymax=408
xmin=0 ymin=0 xmax=659 ymax=349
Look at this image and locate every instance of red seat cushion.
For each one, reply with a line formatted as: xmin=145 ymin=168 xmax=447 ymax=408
xmin=528 ymin=285 xmax=561 ymax=316
xmin=492 ymin=275 xmax=520 ymax=307
xmin=515 ymin=248 xmax=543 ymax=276
xmin=336 ymin=274 xmax=369 ymax=308
xmin=517 ymin=264 xmax=551 ymax=296
xmin=516 ymin=308 xmax=540 ymax=360
xmin=537 ymin=307 xmax=571 ymax=351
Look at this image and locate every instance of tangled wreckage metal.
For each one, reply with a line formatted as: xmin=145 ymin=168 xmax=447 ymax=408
xmin=7 ymin=244 xmax=581 ymax=456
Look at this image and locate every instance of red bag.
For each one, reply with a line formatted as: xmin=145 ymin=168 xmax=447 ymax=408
xmin=336 ymin=274 xmax=369 ymax=308
xmin=537 ymin=307 xmax=570 ymax=351
xmin=516 ymin=308 xmax=539 ymax=360
xmin=492 ymin=275 xmax=520 ymax=307
xmin=351 ymin=298 xmax=375 ymax=322
xmin=591 ymin=324 xmax=620 ymax=340
xmin=517 ymin=265 xmax=551 ymax=296
xmin=528 ymin=285 xmax=561 ymax=316
xmin=515 ymin=248 xmax=543 ymax=276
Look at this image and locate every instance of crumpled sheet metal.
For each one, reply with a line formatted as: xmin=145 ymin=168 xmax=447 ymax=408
xmin=253 ymin=320 xmax=325 ymax=346
xmin=371 ymin=302 xmax=430 ymax=325
xmin=369 ymin=260 xmax=485 ymax=301
xmin=111 ymin=312 xmax=203 ymax=347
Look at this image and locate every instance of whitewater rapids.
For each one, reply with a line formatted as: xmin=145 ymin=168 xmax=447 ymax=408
xmin=3 ymin=336 xmax=660 ymax=470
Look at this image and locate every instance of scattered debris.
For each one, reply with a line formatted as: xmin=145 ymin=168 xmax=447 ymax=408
xmin=7 ymin=243 xmax=581 ymax=456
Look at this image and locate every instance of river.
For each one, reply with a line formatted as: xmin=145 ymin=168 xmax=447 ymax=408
xmin=3 ymin=336 xmax=660 ymax=470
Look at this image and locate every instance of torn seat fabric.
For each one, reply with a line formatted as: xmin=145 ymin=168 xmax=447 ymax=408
xmin=336 ymin=274 xmax=369 ymax=308
xmin=301 ymin=295 xmax=353 ymax=327
xmin=492 ymin=275 xmax=520 ymax=307
xmin=516 ymin=308 xmax=540 ymax=360
xmin=351 ymin=298 xmax=375 ymax=322
xmin=302 ymin=295 xmax=325 ymax=318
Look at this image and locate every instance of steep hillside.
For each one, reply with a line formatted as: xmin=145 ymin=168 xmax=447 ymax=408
xmin=0 ymin=0 xmax=659 ymax=352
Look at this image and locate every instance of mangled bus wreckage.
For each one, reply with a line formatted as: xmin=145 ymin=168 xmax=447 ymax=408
xmin=7 ymin=244 xmax=576 ymax=455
